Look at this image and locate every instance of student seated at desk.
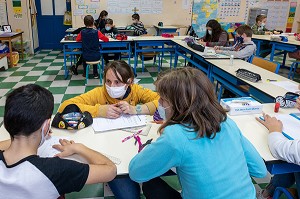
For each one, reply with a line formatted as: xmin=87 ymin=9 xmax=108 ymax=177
xmin=129 ymin=67 xmax=267 ymax=199
xmin=197 ymin=19 xmax=229 ymax=47
xmin=95 ymin=10 xmax=108 ymax=30
xmin=130 ymin=13 xmax=147 ymax=36
xmin=76 ymin=15 xmax=109 ymax=78
xmin=101 ymin=18 xmax=120 ymax=65
xmin=215 ymin=25 xmax=256 ymax=61
xmin=0 ymin=84 xmax=117 ymax=198
xmin=256 ymin=99 xmax=300 ymax=199
xmin=59 ymin=60 xmax=159 ymax=198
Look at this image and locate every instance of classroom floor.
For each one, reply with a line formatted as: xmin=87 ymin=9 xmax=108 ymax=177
xmin=0 ymin=50 xmax=299 ymax=198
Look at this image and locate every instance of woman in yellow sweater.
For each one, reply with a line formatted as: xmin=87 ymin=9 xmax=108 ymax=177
xmin=59 ymin=60 xmax=159 ymax=119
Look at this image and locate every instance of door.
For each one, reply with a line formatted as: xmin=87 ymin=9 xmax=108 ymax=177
xmin=35 ymin=0 xmax=68 ymax=49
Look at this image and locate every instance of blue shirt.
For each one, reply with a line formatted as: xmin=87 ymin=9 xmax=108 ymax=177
xmin=129 ymin=118 xmax=267 ymax=199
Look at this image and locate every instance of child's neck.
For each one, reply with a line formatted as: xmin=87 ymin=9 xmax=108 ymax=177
xmin=243 ymin=37 xmax=251 ymax=42
xmin=86 ymin=26 xmax=94 ymax=28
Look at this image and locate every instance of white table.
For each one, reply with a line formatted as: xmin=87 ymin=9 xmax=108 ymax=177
xmin=207 ymin=59 xmax=298 ymax=102
xmin=0 ymin=116 xmax=161 ymax=175
xmin=229 ymin=103 xmax=300 ymax=174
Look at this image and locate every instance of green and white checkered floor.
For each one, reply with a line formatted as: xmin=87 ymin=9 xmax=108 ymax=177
xmin=0 ymin=50 xmax=299 ymax=198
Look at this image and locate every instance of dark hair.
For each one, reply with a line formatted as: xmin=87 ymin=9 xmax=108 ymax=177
xmin=132 ymin=13 xmax=140 ymax=21
xmin=104 ymin=60 xmax=134 ymax=84
xmin=155 ymin=67 xmax=227 ymax=139
xmin=105 ymin=18 xmax=113 ymax=25
xmin=236 ymin=25 xmax=253 ymax=37
xmin=99 ymin=10 xmax=108 ymax=19
xmin=204 ymin=19 xmax=228 ymax=43
xmin=256 ymin=15 xmax=267 ymax=23
xmin=4 ymin=84 xmax=54 ymax=139
xmin=84 ymin=15 xmax=94 ymax=27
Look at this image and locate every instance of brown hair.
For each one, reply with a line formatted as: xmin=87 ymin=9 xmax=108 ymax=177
xmin=155 ymin=67 xmax=227 ymax=139
xmin=236 ymin=25 xmax=253 ymax=37
xmin=104 ymin=60 xmax=134 ymax=84
xmin=99 ymin=10 xmax=108 ymax=19
xmin=84 ymin=15 xmax=94 ymax=27
xmin=256 ymin=14 xmax=267 ymax=23
xmin=132 ymin=13 xmax=140 ymax=21
xmin=105 ymin=18 xmax=114 ymax=25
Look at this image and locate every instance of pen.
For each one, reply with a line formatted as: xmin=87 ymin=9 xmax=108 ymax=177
xmin=267 ymin=79 xmax=277 ymax=82
xmin=122 ymin=130 xmax=142 ymax=143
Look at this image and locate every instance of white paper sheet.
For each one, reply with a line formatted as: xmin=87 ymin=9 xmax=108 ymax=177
xmin=92 ymin=115 xmax=147 ymax=132
xmin=270 ymin=81 xmax=299 ymax=93
xmin=37 ymin=136 xmax=69 ymax=158
xmin=275 ymin=114 xmax=300 ymax=140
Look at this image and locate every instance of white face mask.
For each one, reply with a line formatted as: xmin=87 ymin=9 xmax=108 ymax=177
xmin=208 ymin=30 xmax=212 ymax=35
xmin=261 ymin=23 xmax=265 ymax=27
xmin=157 ymin=102 xmax=170 ymax=120
xmin=39 ymin=121 xmax=50 ymax=147
xmin=106 ymin=84 xmax=127 ymax=99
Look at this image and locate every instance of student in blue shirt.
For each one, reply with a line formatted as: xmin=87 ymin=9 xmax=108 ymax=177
xmin=129 ymin=67 xmax=267 ymax=199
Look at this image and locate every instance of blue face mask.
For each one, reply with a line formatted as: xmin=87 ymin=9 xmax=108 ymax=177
xmin=105 ymin=26 xmax=111 ymax=31
xmin=157 ymin=103 xmax=170 ymax=120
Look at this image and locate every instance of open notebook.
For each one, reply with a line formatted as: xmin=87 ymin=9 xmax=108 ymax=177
xmin=92 ymin=115 xmax=147 ymax=132
xmin=275 ymin=113 xmax=300 ymax=140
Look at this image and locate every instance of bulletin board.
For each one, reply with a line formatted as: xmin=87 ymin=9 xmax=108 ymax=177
xmin=71 ymin=0 xmax=193 ymax=28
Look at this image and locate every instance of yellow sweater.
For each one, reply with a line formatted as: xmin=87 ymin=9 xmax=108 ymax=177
xmin=58 ymin=84 xmax=160 ymax=118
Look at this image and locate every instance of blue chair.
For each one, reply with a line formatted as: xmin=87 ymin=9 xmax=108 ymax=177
xmin=288 ymin=59 xmax=300 ymax=80
xmin=273 ymin=187 xmax=297 ymax=199
xmin=85 ymin=60 xmax=102 ymax=85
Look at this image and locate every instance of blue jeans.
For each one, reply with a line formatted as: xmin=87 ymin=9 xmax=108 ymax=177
xmin=108 ymin=177 xmax=140 ymax=199
xmin=266 ymin=173 xmax=300 ymax=198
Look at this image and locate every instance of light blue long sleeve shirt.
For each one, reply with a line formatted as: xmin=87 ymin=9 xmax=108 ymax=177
xmin=129 ymin=118 xmax=267 ymax=199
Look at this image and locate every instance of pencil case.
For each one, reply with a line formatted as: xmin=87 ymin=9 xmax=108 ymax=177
xmin=236 ymin=69 xmax=261 ymax=82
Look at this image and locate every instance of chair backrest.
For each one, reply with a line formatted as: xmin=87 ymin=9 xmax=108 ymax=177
xmin=250 ymin=55 xmax=280 ymax=74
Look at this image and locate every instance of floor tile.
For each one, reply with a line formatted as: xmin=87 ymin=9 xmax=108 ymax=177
xmin=35 ymin=81 xmax=53 ymax=88
xmin=21 ymin=76 xmax=40 ymax=81
xmin=0 ymin=106 xmax=4 ymax=117
xmin=26 ymin=59 xmax=41 ymax=63
xmin=0 ymin=82 xmax=17 ymax=89
xmin=50 ymin=80 xmax=70 ymax=87
xmin=139 ymin=77 xmax=155 ymax=84
xmin=13 ymin=81 xmax=35 ymax=89
xmin=69 ymin=80 xmax=86 ymax=86
xmin=37 ymin=75 xmax=57 ymax=82
xmin=44 ymin=56 xmax=58 ymax=60
xmin=43 ymin=70 xmax=59 ymax=75
xmin=50 ymin=62 xmax=64 ymax=66
xmin=10 ymin=71 xmax=29 ymax=76
xmin=47 ymin=87 xmax=67 ymax=94
xmin=17 ymin=67 xmax=34 ymax=71
xmin=2 ymin=76 xmax=23 ymax=82
xmin=0 ymin=97 xmax=6 ymax=106
xmin=36 ymin=63 xmax=51 ymax=67
xmin=54 ymin=75 xmax=67 ymax=81
xmin=0 ymin=71 xmax=14 ymax=77
xmin=32 ymin=67 xmax=48 ymax=71
xmin=41 ymin=59 xmax=55 ymax=63
xmin=62 ymin=94 xmax=80 ymax=101
xmin=53 ymin=59 xmax=64 ymax=63
xmin=0 ymin=89 xmax=10 ymax=97
xmin=53 ymin=94 xmax=64 ymax=104
xmin=46 ymin=66 xmax=63 ymax=71
xmin=140 ymin=83 xmax=156 ymax=91
xmin=65 ymin=86 xmax=85 ymax=94
xmin=26 ymin=71 xmax=44 ymax=76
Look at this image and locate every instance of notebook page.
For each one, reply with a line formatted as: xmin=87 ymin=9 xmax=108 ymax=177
xmin=270 ymin=81 xmax=299 ymax=93
xmin=275 ymin=114 xmax=300 ymax=140
xmin=92 ymin=115 xmax=147 ymax=132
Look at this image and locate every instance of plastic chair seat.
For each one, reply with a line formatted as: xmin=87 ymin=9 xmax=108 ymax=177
xmin=85 ymin=60 xmax=102 ymax=85
xmin=86 ymin=60 xmax=101 ymax=65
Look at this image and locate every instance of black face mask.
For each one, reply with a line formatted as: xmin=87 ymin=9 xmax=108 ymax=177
xmin=236 ymin=36 xmax=244 ymax=43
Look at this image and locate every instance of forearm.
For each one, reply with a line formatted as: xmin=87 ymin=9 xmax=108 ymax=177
xmin=0 ymin=140 xmax=11 ymax=150
xmin=75 ymin=143 xmax=115 ymax=166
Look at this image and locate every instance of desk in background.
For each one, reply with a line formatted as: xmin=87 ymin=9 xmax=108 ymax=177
xmin=0 ymin=32 xmax=24 ymax=68
xmin=229 ymin=103 xmax=300 ymax=175
xmin=60 ymin=38 xmax=132 ymax=79
xmin=153 ymin=25 xmax=179 ymax=36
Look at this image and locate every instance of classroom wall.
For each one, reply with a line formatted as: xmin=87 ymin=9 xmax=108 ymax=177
xmin=71 ymin=0 xmax=192 ymax=35
xmin=292 ymin=0 xmax=300 ymax=32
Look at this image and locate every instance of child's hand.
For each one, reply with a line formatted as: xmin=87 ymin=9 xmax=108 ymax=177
xmin=117 ymin=101 xmax=136 ymax=115
xmin=214 ymin=46 xmax=220 ymax=50
xmin=255 ymin=113 xmax=283 ymax=133
xmin=265 ymin=31 xmax=271 ymax=35
xmin=53 ymin=139 xmax=78 ymax=158
xmin=215 ymin=50 xmax=222 ymax=54
xmin=296 ymin=97 xmax=300 ymax=110
xmin=105 ymin=104 xmax=122 ymax=118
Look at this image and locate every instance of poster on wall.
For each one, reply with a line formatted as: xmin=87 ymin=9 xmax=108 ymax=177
xmin=107 ymin=0 xmax=163 ymax=14
xmin=12 ymin=0 xmax=22 ymax=19
xmin=285 ymin=1 xmax=297 ymax=33
xmin=192 ymin=0 xmax=218 ymax=37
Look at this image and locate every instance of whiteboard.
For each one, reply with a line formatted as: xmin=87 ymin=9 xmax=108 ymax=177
xmin=71 ymin=0 xmax=192 ymax=28
xmin=0 ymin=0 xmax=8 ymax=26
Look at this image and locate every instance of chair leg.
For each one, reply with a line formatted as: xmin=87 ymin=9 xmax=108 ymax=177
xmin=97 ymin=63 xmax=102 ymax=85
xmin=273 ymin=187 xmax=295 ymax=199
xmin=293 ymin=63 xmax=299 ymax=80
xmin=217 ymin=84 xmax=223 ymax=102
xmin=85 ymin=64 xmax=89 ymax=85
